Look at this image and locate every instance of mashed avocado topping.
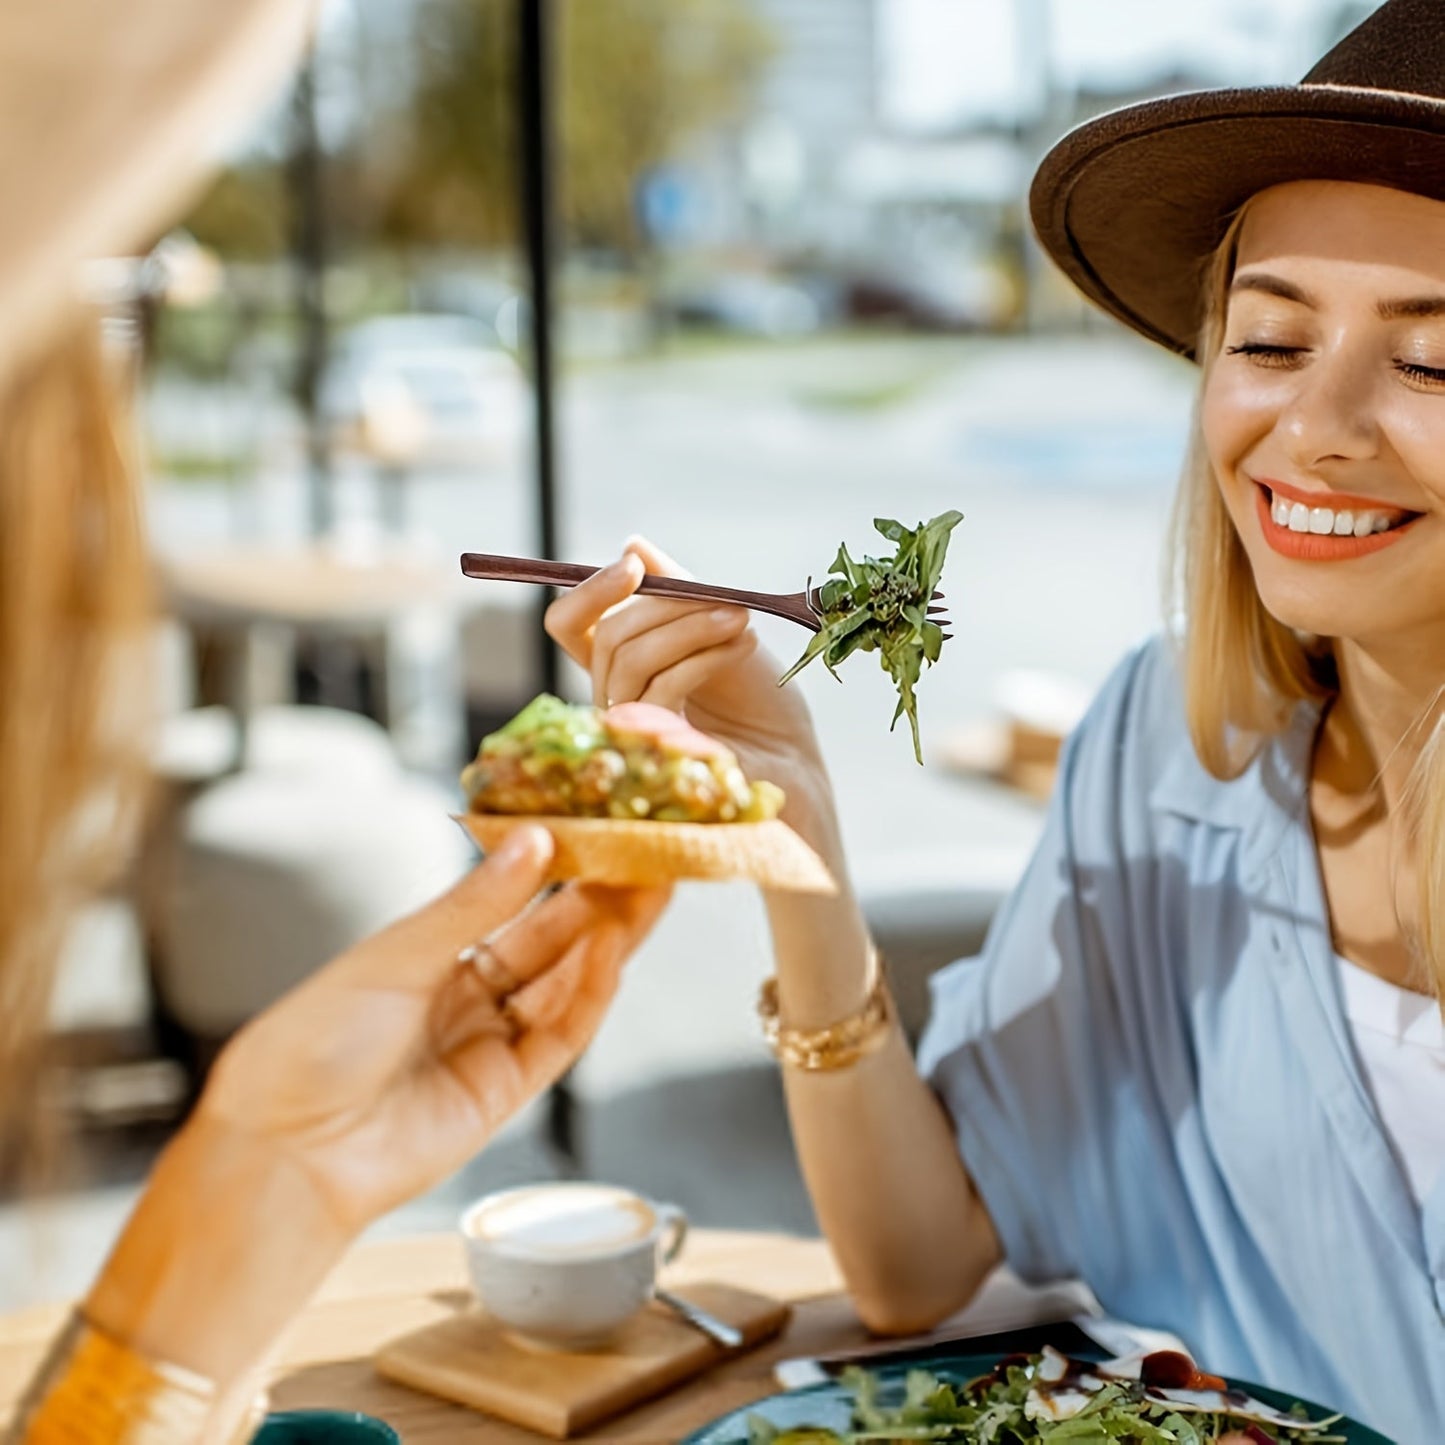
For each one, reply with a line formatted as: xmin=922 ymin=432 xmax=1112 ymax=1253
xmin=463 ymin=695 xmax=783 ymax=824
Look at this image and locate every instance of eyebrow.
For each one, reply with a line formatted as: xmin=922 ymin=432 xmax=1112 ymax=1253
xmin=1377 ymin=294 xmax=1445 ymax=320
xmin=1231 ymin=272 xmax=1314 ymax=307
xmin=1231 ymin=270 xmax=1445 ymax=320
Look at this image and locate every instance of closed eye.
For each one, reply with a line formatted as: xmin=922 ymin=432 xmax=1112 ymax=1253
xmin=1395 ymin=360 xmax=1445 ymax=387
xmin=1224 ymin=342 xmax=1305 ymax=368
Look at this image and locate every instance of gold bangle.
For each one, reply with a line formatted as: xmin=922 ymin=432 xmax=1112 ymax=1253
xmin=7 ymin=1311 xmax=215 ymax=1444
xmin=758 ymin=950 xmax=893 ymax=1071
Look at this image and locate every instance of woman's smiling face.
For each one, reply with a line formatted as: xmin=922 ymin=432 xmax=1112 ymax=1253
xmin=1202 ymin=180 xmax=1445 ymax=649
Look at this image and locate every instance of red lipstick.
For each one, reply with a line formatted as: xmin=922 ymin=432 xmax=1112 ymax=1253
xmin=1252 ymin=484 xmax=1419 ymax=561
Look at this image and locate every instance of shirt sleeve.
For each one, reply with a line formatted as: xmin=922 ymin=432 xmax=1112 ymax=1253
xmin=916 ymin=639 xmax=1188 ymax=1288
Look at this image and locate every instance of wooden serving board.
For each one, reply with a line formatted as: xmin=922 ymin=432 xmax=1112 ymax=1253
xmin=373 ymin=1283 xmax=790 ymax=1439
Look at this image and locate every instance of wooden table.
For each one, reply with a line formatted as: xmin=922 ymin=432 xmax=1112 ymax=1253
xmin=0 ymin=1231 xmax=880 ymax=1443
xmin=158 ymin=541 xmax=468 ymax=775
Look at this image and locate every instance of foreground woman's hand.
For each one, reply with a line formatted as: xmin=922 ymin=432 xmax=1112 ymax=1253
xmin=84 ymin=826 xmax=668 ymax=1384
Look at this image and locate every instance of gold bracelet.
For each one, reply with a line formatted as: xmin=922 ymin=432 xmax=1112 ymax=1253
xmin=758 ymin=950 xmax=893 ymax=1071
xmin=6 ymin=1311 xmax=215 ymax=1445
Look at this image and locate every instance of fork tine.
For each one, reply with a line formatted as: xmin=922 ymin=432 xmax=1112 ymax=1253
xmin=940 ymin=632 xmax=954 ymax=642
xmin=931 ymin=590 xmax=945 ymax=601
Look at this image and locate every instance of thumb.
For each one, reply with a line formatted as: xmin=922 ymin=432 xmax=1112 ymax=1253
xmin=335 ymin=824 xmax=555 ymax=991
xmin=624 ymin=534 xmax=693 ymax=581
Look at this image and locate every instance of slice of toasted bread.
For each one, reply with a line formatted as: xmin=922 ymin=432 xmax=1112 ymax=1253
xmin=455 ymin=813 xmax=837 ymax=894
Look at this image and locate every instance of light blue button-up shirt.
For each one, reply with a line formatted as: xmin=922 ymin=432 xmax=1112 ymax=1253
xmin=918 ymin=636 xmax=1445 ymax=1442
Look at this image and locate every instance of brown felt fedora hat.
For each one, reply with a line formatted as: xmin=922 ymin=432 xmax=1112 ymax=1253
xmin=1029 ymin=0 xmax=1445 ymax=360
xmin=0 ymin=0 xmax=314 ymax=389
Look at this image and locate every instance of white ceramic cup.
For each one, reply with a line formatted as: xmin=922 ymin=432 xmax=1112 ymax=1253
xmin=459 ymin=1182 xmax=688 ymax=1351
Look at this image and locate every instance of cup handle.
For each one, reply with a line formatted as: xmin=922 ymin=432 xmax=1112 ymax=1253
xmin=653 ymin=1203 xmax=688 ymax=1266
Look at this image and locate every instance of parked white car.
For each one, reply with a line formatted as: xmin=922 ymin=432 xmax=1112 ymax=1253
xmin=322 ymin=314 xmax=528 ymax=467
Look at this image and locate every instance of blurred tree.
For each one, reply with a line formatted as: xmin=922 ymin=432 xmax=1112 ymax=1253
xmin=558 ymin=0 xmax=773 ymax=254
xmin=375 ymin=0 xmax=518 ymax=249
xmin=377 ymin=0 xmax=773 ymax=256
xmin=178 ymin=0 xmax=772 ymax=262
xmin=185 ymin=165 xmax=290 ymax=259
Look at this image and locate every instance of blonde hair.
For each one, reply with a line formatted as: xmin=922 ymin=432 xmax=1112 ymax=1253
xmin=0 ymin=312 xmax=152 ymax=1165
xmin=1169 ymin=205 xmax=1443 ymax=1001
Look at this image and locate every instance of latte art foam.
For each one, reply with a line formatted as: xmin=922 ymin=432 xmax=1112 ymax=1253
xmin=469 ymin=1185 xmax=654 ymax=1258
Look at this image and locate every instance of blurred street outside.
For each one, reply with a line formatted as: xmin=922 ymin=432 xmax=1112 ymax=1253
xmin=0 ymin=327 xmax=1192 ymax=1309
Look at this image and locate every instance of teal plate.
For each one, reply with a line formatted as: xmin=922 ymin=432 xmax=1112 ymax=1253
xmin=681 ymin=1353 xmax=1393 ymax=1444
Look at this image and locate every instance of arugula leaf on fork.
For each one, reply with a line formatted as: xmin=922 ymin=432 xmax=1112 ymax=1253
xmin=778 ymin=511 xmax=963 ymax=764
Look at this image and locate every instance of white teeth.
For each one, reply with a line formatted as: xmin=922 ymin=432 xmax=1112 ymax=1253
xmin=1266 ymin=490 xmax=1405 ymax=539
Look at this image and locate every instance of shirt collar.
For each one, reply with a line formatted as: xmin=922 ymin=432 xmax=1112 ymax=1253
xmin=1149 ymin=698 xmax=1322 ymax=871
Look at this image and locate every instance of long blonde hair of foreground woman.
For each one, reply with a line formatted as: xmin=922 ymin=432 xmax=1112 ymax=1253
xmin=1171 ymin=206 xmax=1445 ymax=1003
xmin=0 ymin=314 xmax=151 ymax=1163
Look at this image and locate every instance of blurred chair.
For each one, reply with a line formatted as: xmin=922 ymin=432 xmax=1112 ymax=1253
xmin=152 ymin=702 xmax=399 ymax=785
xmin=139 ymin=703 xmax=474 ymax=1075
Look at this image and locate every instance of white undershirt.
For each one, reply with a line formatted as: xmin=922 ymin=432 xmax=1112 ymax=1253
xmin=1334 ymin=953 xmax=1445 ymax=1208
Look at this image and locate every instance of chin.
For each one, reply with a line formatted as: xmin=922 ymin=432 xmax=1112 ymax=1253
xmin=1249 ymin=569 xmax=1360 ymax=643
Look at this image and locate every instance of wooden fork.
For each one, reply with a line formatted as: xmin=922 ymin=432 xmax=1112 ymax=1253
xmin=459 ymin=552 xmax=952 ymax=637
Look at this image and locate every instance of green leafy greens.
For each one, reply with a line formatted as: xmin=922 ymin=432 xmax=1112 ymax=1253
xmin=743 ymin=1361 xmax=1348 ymax=1444
xmin=779 ymin=512 xmax=963 ymax=764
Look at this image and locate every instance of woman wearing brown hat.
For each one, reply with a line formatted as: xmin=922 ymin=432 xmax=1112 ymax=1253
xmin=553 ymin=0 xmax=1445 ymax=1436
xmin=0 ymin=4 xmax=667 ymax=1440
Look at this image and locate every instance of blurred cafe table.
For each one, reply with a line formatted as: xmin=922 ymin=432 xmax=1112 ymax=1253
xmin=157 ymin=539 xmax=467 ymax=775
xmin=0 ymin=1230 xmax=1087 ymax=1442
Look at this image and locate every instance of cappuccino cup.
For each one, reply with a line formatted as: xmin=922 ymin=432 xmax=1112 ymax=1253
xmin=459 ymin=1182 xmax=687 ymax=1351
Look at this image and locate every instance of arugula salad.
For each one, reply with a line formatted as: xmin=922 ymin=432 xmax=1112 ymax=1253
xmin=779 ymin=512 xmax=962 ymax=765
xmin=744 ymin=1350 xmax=1348 ymax=1444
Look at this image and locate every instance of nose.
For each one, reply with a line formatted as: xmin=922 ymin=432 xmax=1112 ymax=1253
xmin=1276 ymin=345 xmax=1380 ymax=469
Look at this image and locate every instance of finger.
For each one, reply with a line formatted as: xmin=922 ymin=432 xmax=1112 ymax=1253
xmin=506 ymin=885 xmax=669 ymax=1017
xmin=589 ymin=595 xmax=715 ymax=708
xmin=336 ymin=825 xmax=555 ymax=991
xmin=545 ymin=551 xmax=645 ymax=667
xmin=639 ymin=629 xmax=759 ymax=712
xmin=440 ymin=925 xmax=630 ymax=1132
xmin=478 ymin=882 xmax=669 ymax=999
xmin=596 ymin=605 xmax=748 ymax=708
xmin=515 ymin=929 xmax=629 ymax=1079
xmin=624 ymin=534 xmax=693 ymax=581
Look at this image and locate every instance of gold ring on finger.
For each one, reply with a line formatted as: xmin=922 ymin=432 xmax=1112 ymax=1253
xmin=457 ymin=940 xmax=523 ymax=1002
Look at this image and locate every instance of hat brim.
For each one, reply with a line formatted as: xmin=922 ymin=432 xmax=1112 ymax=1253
xmin=1029 ymin=84 xmax=1445 ymax=360
xmin=0 ymin=0 xmax=313 ymax=387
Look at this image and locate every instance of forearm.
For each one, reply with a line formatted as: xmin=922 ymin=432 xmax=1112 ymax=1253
xmin=765 ymin=794 xmax=1001 ymax=1334
xmin=82 ymin=1114 xmax=354 ymax=1387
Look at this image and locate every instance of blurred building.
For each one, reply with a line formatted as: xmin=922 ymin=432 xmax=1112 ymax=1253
xmin=745 ymin=0 xmax=879 ymax=246
xmin=663 ymin=0 xmax=880 ymax=254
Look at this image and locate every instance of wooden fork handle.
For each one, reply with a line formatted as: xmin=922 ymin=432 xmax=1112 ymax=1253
xmin=460 ymin=553 xmax=597 ymax=589
xmin=459 ymin=552 xmax=783 ymax=611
